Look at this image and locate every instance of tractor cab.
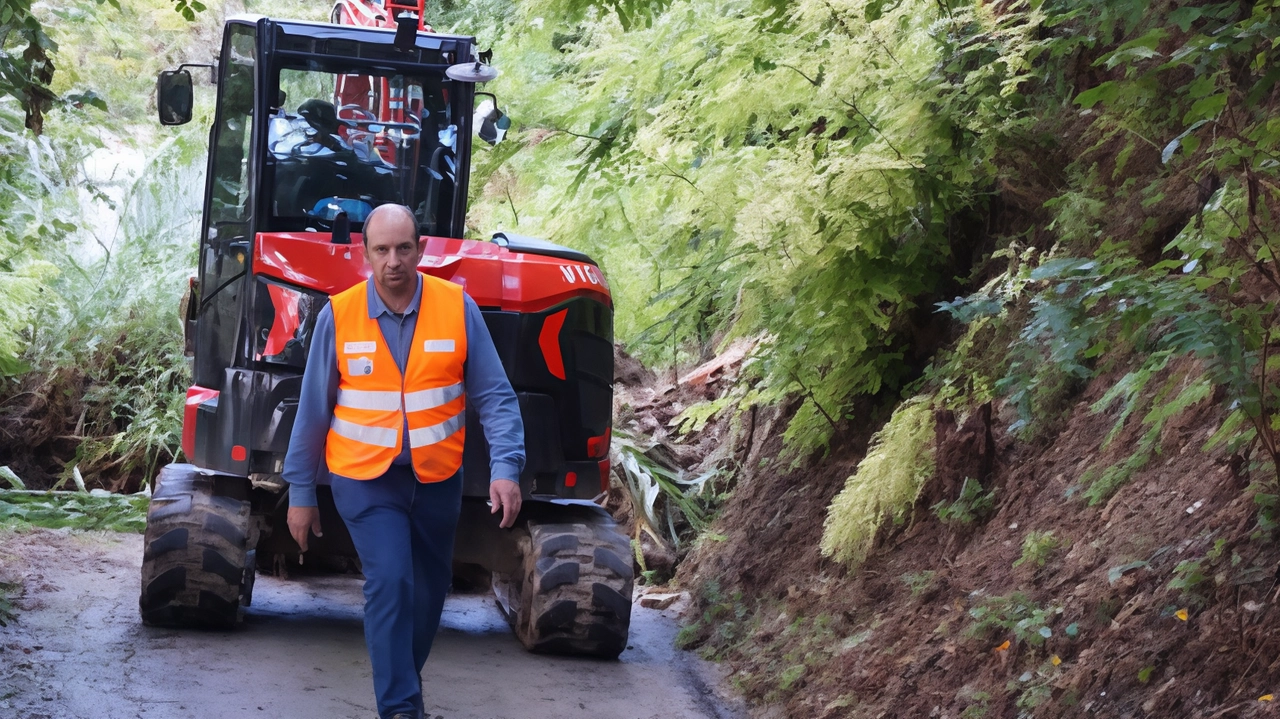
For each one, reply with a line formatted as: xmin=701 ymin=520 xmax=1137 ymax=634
xmin=160 ymin=16 xmax=484 ymax=457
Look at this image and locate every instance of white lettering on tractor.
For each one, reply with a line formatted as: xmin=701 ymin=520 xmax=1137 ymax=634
xmin=560 ymin=264 xmax=601 ymax=285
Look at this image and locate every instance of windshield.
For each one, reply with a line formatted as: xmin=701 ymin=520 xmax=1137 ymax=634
xmin=265 ymin=64 xmax=459 ymax=236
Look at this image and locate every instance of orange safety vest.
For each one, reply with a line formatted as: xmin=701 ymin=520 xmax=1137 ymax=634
xmin=325 ymin=273 xmax=468 ymax=483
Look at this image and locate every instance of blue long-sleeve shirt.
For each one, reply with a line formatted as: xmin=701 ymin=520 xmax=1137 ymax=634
xmin=283 ymin=275 xmax=525 ymax=507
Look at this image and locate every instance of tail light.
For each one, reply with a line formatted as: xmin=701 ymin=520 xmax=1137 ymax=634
xmin=587 ymin=428 xmax=611 ymax=459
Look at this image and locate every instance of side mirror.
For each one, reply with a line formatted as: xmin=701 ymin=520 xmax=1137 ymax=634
xmin=474 ymin=96 xmax=510 ymax=146
xmin=157 ymin=69 xmax=194 ymax=126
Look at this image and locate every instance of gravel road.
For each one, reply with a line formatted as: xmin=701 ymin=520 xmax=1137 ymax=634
xmin=0 ymin=528 xmax=744 ymax=719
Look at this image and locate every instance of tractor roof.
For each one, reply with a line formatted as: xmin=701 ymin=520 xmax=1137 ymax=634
xmin=225 ymin=14 xmax=475 ymax=59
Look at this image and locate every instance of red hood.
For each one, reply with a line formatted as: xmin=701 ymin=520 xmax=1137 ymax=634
xmin=253 ymin=232 xmax=611 ymax=312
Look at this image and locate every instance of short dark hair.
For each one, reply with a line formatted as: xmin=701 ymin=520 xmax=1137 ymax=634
xmin=363 ymin=203 xmax=420 ymax=245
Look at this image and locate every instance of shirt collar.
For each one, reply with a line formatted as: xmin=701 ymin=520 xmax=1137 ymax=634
xmin=365 ymin=273 xmax=422 ymax=319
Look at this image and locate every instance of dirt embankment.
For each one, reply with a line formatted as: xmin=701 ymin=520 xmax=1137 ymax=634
xmin=669 ymin=357 xmax=1280 ymax=718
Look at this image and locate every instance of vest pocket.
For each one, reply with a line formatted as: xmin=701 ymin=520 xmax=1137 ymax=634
xmin=346 ymin=356 xmax=374 ymax=375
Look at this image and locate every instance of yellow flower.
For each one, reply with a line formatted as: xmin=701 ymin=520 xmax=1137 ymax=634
xmin=1051 ymin=655 xmax=1062 ymax=666
xmin=1175 ymin=608 xmax=1189 ymax=621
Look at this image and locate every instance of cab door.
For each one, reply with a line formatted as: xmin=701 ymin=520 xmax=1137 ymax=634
xmin=193 ymin=22 xmax=260 ymax=388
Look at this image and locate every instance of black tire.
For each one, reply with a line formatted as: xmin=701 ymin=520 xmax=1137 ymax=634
xmin=495 ymin=516 xmax=633 ymax=658
xmin=139 ymin=464 xmax=256 ymax=629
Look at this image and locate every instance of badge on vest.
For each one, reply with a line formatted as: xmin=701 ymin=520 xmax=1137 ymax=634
xmin=423 ymin=339 xmax=455 ymax=353
xmin=347 ymin=356 xmax=374 ymax=376
xmin=343 ymin=341 xmax=377 ymax=354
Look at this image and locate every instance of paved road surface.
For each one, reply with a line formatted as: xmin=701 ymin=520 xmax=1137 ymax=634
xmin=0 ymin=529 xmax=743 ymax=719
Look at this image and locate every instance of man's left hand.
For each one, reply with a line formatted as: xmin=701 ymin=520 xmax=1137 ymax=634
xmin=490 ymin=479 xmax=522 ymax=529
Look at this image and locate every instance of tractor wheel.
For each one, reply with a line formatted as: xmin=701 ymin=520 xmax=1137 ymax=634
xmin=495 ymin=517 xmax=633 ymax=658
xmin=139 ymin=463 xmax=256 ymax=629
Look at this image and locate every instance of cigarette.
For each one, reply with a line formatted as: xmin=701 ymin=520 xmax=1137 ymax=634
xmin=299 ymin=552 xmax=305 ymax=566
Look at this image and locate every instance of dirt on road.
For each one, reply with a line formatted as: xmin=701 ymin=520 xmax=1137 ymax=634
xmin=0 ymin=528 xmax=744 ymax=719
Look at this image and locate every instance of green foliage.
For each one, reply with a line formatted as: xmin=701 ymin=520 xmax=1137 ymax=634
xmin=675 ymin=579 xmax=748 ymax=651
xmin=820 ymin=395 xmax=935 ymax=567
xmin=0 ymin=1 xmax=207 ymax=489
xmin=900 ymin=570 xmax=936 ymax=598
xmin=613 ymin=430 xmax=718 ymax=549
xmin=45 ymin=0 xmax=221 ymax=123
xmin=1167 ymin=558 xmax=1210 ymax=605
xmin=933 ymin=477 xmax=996 ymax=525
xmin=966 ymin=592 xmax=1061 ymax=647
xmin=1009 ymin=657 xmax=1059 ymax=710
xmin=959 ymin=693 xmax=991 ymax=719
xmin=0 ymin=0 xmax=58 ymax=132
xmin=0 ymin=489 xmax=148 ymax=532
xmin=0 ymin=466 xmax=22 ymax=489
xmin=1081 ymin=368 xmax=1213 ymax=505
xmin=1107 ymin=559 xmax=1151 ymax=586
xmin=460 ymin=0 xmax=1045 ymax=454
xmin=670 ymin=394 xmax=735 ymax=436
xmin=920 ymin=0 xmax=1280 ymax=493
xmin=1013 ymin=530 xmax=1065 ymax=569
xmin=1165 ymin=538 xmax=1241 ymax=607
xmin=996 ymin=257 xmax=1236 ymax=439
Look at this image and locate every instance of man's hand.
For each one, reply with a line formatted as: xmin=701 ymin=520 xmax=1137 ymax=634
xmin=490 ymin=479 xmax=522 ymax=529
xmin=287 ymin=506 xmax=323 ymax=552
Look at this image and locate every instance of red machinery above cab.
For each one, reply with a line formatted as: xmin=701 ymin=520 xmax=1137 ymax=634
xmin=331 ymin=0 xmax=432 ymax=31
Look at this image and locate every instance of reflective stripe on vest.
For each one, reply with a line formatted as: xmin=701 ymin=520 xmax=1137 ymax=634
xmin=324 ymin=274 xmax=468 ymax=482
xmin=331 ymin=416 xmax=399 ymax=448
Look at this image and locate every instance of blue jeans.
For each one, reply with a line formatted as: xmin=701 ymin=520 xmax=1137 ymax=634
xmin=331 ymin=465 xmax=462 ymax=719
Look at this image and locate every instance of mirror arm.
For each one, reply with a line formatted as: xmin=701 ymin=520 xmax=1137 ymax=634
xmin=178 ymin=62 xmax=218 ymax=85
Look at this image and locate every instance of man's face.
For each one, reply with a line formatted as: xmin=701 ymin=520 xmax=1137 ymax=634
xmin=363 ymin=210 xmax=423 ymax=295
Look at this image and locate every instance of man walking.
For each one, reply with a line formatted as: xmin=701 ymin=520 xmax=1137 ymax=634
xmin=282 ymin=203 xmax=525 ymax=719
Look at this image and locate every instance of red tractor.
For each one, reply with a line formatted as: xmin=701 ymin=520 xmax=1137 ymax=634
xmin=139 ymin=1 xmax=631 ymax=658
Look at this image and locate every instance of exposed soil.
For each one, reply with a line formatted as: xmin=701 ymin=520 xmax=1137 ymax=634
xmin=0 ymin=528 xmax=746 ymax=719
xmin=0 ymin=362 xmax=169 ymax=494
xmin=673 ymin=360 xmax=1280 ymax=718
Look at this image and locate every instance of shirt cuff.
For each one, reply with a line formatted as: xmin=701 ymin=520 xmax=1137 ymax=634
xmin=489 ymin=461 xmax=522 ymax=484
xmin=289 ymin=482 xmax=319 ymax=507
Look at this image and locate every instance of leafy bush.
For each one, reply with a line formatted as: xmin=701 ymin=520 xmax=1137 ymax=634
xmin=933 ymin=477 xmax=996 ymax=526
xmin=1013 ymin=530 xmax=1065 ymax=569
xmin=820 ymin=395 xmax=935 ymax=568
xmin=966 ymin=592 xmax=1061 ymax=647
